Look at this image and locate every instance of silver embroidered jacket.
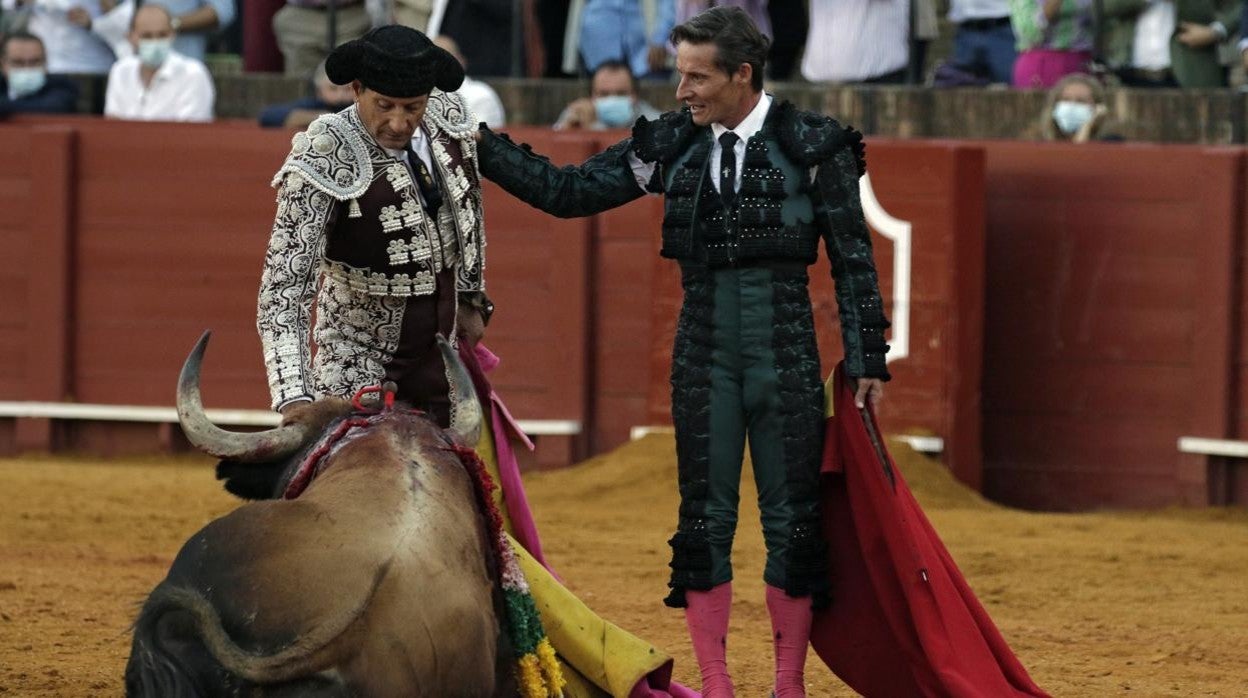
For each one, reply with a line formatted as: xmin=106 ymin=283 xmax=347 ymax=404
xmin=257 ymin=91 xmax=486 ymax=410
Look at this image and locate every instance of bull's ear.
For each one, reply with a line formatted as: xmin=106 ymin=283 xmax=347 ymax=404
xmin=215 ymin=460 xmax=287 ymax=500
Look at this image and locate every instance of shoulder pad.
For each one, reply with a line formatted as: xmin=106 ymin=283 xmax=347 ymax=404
xmin=776 ymin=101 xmax=866 ymax=175
xmin=632 ymin=109 xmax=699 ymax=164
xmin=270 ymin=110 xmax=372 ymax=200
xmin=425 ymin=88 xmax=478 ymax=139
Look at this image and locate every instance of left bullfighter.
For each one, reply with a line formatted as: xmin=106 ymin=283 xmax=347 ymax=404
xmin=258 ymin=24 xmax=491 ymax=428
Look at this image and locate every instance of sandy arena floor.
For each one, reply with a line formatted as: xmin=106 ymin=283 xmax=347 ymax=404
xmin=1 ymin=435 xmax=1247 ymax=696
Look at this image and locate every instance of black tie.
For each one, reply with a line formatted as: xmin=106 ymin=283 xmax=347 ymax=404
xmin=409 ymin=149 xmax=443 ymax=217
xmin=718 ymin=131 xmax=739 ymax=209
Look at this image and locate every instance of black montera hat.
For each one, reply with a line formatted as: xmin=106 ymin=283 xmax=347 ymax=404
xmin=325 ymin=25 xmax=465 ymax=98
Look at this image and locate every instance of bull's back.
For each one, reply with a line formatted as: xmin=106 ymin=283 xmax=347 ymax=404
xmin=129 ymin=426 xmax=503 ymax=695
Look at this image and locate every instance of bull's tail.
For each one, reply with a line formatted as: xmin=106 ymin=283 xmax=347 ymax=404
xmin=126 ymin=563 xmax=389 ymax=696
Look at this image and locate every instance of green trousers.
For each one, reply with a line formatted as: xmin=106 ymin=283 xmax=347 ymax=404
xmin=668 ymin=266 xmax=827 ymax=598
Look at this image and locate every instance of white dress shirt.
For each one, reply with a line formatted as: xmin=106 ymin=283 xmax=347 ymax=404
xmin=708 ymin=92 xmax=772 ymax=195
xmin=1132 ymin=1 xmax=1175 ymax=71
xmin=624 ymin=92 xmax=774 ymax=194
xmin=948 ymin=0 xmax=1011 ymax=22
xmin=18 ymin=0 xmax=117 ymax=74
xmin=801 ymin=0 xmax=909 ymax=83
xmin=104 ymin=51 xmax=214 ymax=122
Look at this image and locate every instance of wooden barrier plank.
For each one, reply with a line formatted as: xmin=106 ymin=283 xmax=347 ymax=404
xmin=983 ymin=142 xmax=1245 ymax=508
xmin=16 ymin=127 xmax=76 ymax=449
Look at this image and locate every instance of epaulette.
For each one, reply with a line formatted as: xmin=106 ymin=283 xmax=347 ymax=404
xmin=775 ymin=101 xmax=867 ymax=176
xmin=425 ymin=88 xmax=478 ymax=139
xmin=632 ymin=109 xmax=700 ymax=164
xmin=270 ymin=110 xmax=372 ymax=201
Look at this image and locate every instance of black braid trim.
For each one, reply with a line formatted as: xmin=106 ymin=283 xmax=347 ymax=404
xmin=771 ymin=271 xmax=832 ymax=609
xmin=633 ymin=109 xmax=700 ymax=164
xmin=738 ymin=169 xmax=786 ymax=199
xmin=666 ymin=268 xmax=717 ymax=607
xmin=660 ymin=139 xmax=713 ymax=260
xmin=774 ymin=101 xmax=843 ymax=166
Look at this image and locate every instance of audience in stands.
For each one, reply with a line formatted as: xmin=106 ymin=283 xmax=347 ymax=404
xmin=153 ymin=0 xmax=235 ymax=61
xmin=1242 ymin=1 xmax=1248 ymax=74
xmin=764 ymin=0 xmax=804 ymax=80
xmin=1097 ymin=0 xmax=1240 ymax=88
xmin=433 ymin=34 xmax=504 ymax=127
xmin=0 ymin=29 xmax=77 ymax=114
xmin=272 ymin=0 xmax=369 ymax=78
xmin=943 ymin=0 xmax=1016 ymax=85
xmin=574 ymin=0 xmax=674 ymax=80
xmin=390 ymin=0 xmax=432 ymax=35
xmin=4 ymin=0 xmax=116 ymax=74
xmin=801 ymin=0 xmax=909 ymax=84
xmin=910 ymin=0 xmax=938 ymax=83
xmin=554 ymin=59 xmax=659 ymax=130
xmin=257 ymin=57 xmax=349 ymax=127
xmin=1036 ymin=73 xmax=1120 ymax=142
xmin=439 ymin=0 xmax=528 ymax=77
xmin=105 ymin=3 xmax=213 ymax=121
xmin=1010 ymin=0 xmax=1095 ymax=88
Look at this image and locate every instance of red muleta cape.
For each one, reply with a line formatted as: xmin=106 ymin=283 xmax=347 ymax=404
xmin=812 ymin=363 xmax=1049 ymax=697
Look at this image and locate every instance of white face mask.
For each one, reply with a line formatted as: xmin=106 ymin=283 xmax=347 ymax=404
xmin=592 ymin=95 xmax=634 ymax=127
xmin=137 ymin=38 xmax=173 ymax=68
xmin=7 ymin=67 xmax=47 ymax=98
xmin=1052 ymin=100 xmax=1095 ymax=136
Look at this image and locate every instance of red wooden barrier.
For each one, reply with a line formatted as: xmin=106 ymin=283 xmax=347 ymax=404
xmin=4 ymin=116 xmax=1245 ymax=509
xmin=981 ymin=141 xmax=1246 ymax=509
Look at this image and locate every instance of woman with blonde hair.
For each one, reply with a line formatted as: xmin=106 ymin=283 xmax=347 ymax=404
xmin=1038 ymin=72 xmax=1119 ymax=143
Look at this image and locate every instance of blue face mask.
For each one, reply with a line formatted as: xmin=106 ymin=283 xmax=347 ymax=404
xmin=1052 ymin=100 xmax=1094 ymax=136
xmin=593 ymin=95 xmax=634 ymax=128
xmin=137 ymin=38 xmax=173 ymax=68
xmin=7 ymin=67 xmax=47 ymax=99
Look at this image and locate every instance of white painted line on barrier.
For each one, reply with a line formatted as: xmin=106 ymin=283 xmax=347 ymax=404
xmin=893 ymin=435 xmax=945 ymax=454
xmin=1178 ymin=436 xmax=1248 ymax=458
xmin=860 ymin=172 xmax=912 ymax=365
xmin=0 ymin=401 xmax=580 ymax=435
xmin=630 ymin=425 xmax=675 ymax=441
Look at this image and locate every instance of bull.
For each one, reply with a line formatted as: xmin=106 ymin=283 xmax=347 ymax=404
xmin=124 ymin=332 xmax=513 ymax=697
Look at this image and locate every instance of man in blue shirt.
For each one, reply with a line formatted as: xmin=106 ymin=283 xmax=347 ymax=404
xmin=0 ymin=32 xmax=78 ymax=116
xmin=153 ymin=0 xmax=236 ymax=61
xmin=578 ymin=0 xmax=675 ymax=79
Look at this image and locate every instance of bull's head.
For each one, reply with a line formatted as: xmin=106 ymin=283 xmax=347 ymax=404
xmin=176 ymin=331 xmax=482 ymax=471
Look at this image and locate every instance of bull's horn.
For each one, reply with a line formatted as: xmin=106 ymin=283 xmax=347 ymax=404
xmin=176 ymin=331 xmax=309 ymax=461
xmin=438 ymin=335 xmax=482 ymax=445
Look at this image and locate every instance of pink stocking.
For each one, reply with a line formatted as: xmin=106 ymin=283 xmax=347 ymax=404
xmin=765 ymin=584 xmax=812 ymax=698
xmin=684 ymin=582 xmax=735 ymax=697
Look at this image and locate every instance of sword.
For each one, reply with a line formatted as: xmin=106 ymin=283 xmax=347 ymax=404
xmin=858 ymin=406 xmax=896 ymax=492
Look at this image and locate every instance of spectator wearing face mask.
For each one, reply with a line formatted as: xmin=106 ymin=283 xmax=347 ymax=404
xmin=1037 ymin=72 xmax=1120 ymax=142
xmin=0 ymin=30 xmax=78 ymax=116
xmin=104 ymin=3 xmax=214 ymax=121
xmin=554 ymin=59 xmax=660 ymax=130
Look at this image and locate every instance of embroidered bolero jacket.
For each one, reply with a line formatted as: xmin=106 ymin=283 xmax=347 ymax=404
xmin=257 ymin=92 xmax=486 ymax=410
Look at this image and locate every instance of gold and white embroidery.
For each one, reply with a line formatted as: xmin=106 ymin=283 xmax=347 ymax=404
xmin=257 ymin=177 xmax=336 ymax=410
xmin=259 ymin=96 xmax=487 ymax=410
